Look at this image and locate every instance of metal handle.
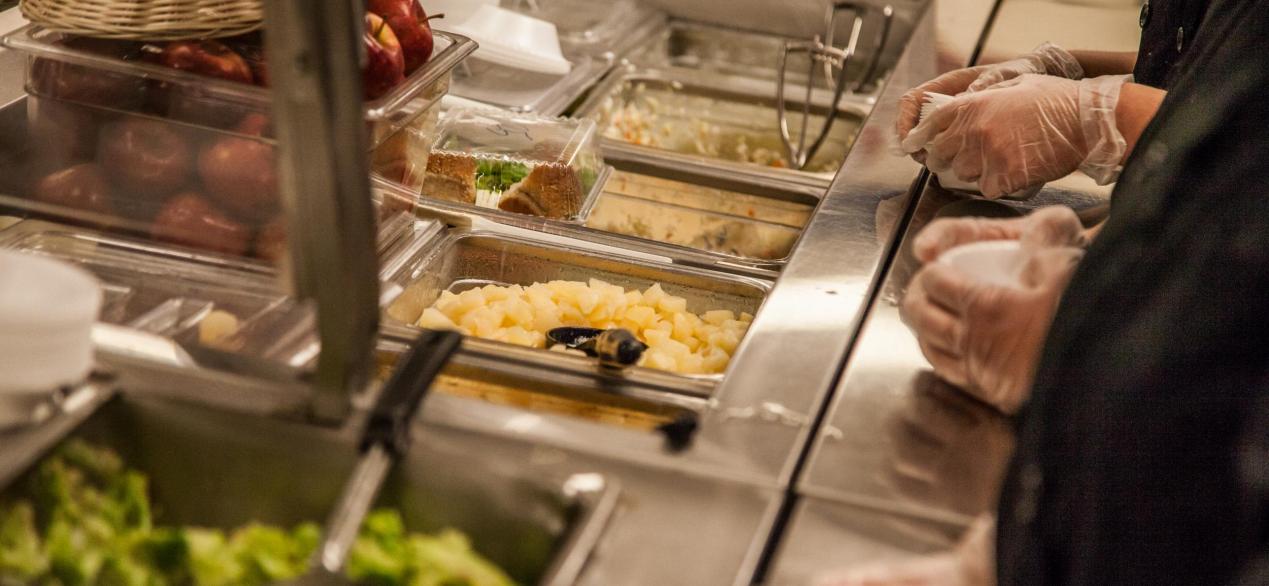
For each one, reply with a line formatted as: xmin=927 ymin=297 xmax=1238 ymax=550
xmin=361 ymin=329 xmax=463 ymax=455
xmin=263 ymin=0 xmax=382 ymax=422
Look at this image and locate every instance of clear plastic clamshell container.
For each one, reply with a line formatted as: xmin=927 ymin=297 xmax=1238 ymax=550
xmin=379 ymin=224 xmax=771 ymax=385
xmin=0 ymin=393 xmax=617 ymax=585
xmin=0 ymin=25 xmax=475 ymax=263
xmin=585 ymin=169 xmax=815 ymax=264
xmin=383 ymin=108 xmax=610 ymax=223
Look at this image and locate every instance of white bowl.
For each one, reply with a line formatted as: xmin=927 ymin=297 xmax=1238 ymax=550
xmin=937 ymin=240 xmax=1030 ymax=288
xmin=0 ymin=251 xmax=101 ymax=396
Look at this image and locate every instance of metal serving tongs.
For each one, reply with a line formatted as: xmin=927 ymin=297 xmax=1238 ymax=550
xmin=295 ymin=329 xmax=464 ymax=584
xmin=777 ymin=1 xmax=895 ymax=170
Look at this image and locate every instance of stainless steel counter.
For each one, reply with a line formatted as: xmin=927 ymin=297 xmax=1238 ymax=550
xmin=0 ymin=0 xmax=1053 ymax=581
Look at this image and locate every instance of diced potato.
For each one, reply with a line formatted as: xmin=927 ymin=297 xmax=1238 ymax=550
xmin=501 ymin=297 xmax=534 ymax=328
xmin=417 ymin=307 xmax=459 ymax=331
xmin=575 ymin=288 xmax=600 ymax=315
xmin=703 ymin=310 xmax=735 ymax=325
xmin=642 ymin=349 xmax=677 ymax=371
xmin=456 ymin=289 xmax=486 ymax=314
xmin=503 ymin=326 xmax=537 ymax=347
xmin=415 ymin=278 xmax=751 ymax=375
xmin=198 ymin=310 xmax=240 ymax=347
xmin=678 ymin=353 xmax=705 ymax=375
xmin=703 ymin=348 xmax=730 ymax=373
xmin=657 ymin=295 xmax=688 ymax=315
xmin=643 ymin=329 xmax=672 ymax=347
xmin=642 ymin=283 xmax=666 ymax=306
xmin=624 ymin=305 xmax=656 ymax=329
xmin=740 ymin=312 xmax=755 ymax=322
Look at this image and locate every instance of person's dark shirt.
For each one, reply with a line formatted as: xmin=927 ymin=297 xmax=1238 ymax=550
xmin=1133 ymin=0 xmax=1210 ymax=88
xmin=995 ymin=0 xmax=1269 ymax=583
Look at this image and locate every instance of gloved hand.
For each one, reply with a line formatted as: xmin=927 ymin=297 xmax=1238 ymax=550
xmin=814 ymin=516 xmax=996 ymax=586
xmin=900 ymin=215 xmax=1084 ymax=413
xmin=912 ymin=206 xmax=1088 ymax=264
xmin=902 ymin=74 xmax=1128 ymax=198
xmin=895 ymin=43 xmax=1083 ymax=147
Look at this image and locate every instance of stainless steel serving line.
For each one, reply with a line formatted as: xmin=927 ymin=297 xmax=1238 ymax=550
xmin=0 ymin=0 xmax=1034 ymax=583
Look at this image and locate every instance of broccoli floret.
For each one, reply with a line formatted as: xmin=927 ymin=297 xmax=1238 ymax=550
xmin=0 ymin=501 xmax=47 ymax=580
xmin=186 ymin=527 xmax=246 ymax=586
xmin=230 ymin=522 xmax=314 ymax=584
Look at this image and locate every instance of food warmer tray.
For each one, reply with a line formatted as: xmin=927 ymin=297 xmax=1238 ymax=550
xmin=0 ymin=388 xmax=619 ymax=586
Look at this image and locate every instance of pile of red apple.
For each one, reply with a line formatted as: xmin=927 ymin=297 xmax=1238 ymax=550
xmin=27 ymin=0 xmax=440 ymax=261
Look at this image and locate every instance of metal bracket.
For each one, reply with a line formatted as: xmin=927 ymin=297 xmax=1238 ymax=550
xmin=776 ymin=2 xmax=895 ymax=170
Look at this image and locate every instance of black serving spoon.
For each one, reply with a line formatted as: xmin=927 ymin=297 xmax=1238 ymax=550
xmin=547 ymin=327 xmax=647 ymax=369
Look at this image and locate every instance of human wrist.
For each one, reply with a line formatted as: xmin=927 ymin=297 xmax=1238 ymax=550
xmin=1114 ymin=82 xmax=1167 ymax=160
xmin=1077 ymin=75 xmax=1131 ymax=184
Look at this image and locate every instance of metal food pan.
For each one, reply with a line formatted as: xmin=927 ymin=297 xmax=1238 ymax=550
xmin=585 ymin=168 xmax=814 ymax=266
xmin=574 ymin=66 xmax=871 ymax=190
xmin=1 ymin=393 xmax=617 ymax=585
xmin=625 ymin=19 xmax=886 ymax=92
xmin=380 ymin=228 xmax=772 ymax=385
xmin=373 ymin=334 xmax=702 ymax=431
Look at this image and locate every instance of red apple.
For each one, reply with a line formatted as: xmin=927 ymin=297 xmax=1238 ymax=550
xmin=98 ymin=118 xmax=194 ymax=198
xmin=151 ymin=192 xmax=251 ymax=256
xmin=223 ymin=32 xmax=270 ymax=87
xmin=26 ymin=98 xmax=102 ymax=172
xmin=367 ymin=0 xmax=416 ymax=20
xmin=197 ymin=114 xmax=278 ymax=221
xmin=364 ymin=12 xmax=406 ymax=100
xmin=155 ymin=40 xmax=253 ymax=84
xmin=34 ymin=163 xmax=116 ymax=218
xmin=367 ymin=0 xmax=437 ymax=73
xmin=254 ymin=216 xmax=288 ymax=263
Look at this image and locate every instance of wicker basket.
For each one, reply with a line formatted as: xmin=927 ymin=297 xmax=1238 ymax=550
xmin=20 ymin=0 xmax=263 ymax=40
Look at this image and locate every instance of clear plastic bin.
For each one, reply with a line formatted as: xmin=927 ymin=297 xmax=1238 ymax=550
xmin=0 ymin=25 xmax=475 ymax=262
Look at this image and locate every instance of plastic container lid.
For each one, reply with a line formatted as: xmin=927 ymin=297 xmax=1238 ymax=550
xmin=937 ymin=240 xmax=1030 ymax=288
xmin=0 ymin=251 xmax=101 ymax=395
xmin=444 ymin=5 xmax=572 ymax=75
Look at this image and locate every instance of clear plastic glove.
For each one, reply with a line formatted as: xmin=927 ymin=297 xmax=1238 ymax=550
xmin=964 ymin=42 xmax=1084 ymax=92
xmin=901 ymin=240 xmax=1083 ymax=413
xmin=895 ymin=43 xmax=1083 ymax=147
xmin=814 ymin=516 xmax=996 ymax=586
xmin=912 ymin=206 xmax=1087 ymax=264
xmin=902 ymin=74 xmax=1128 ymax=198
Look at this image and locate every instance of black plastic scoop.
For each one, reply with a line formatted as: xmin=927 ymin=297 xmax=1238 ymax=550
xmin=300 ymin=329 xmax=463 ymax=581
xmin=547 ymin=327 xmax=647 ymax=369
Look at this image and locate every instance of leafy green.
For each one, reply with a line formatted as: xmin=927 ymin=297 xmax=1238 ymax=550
xmin=0 ymin=439 xmax=517 ymax=586
xmin=474 ymin=160 xmax=531 ymax=193
xmin=348 ymin=510 xmax=514 ymax=586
